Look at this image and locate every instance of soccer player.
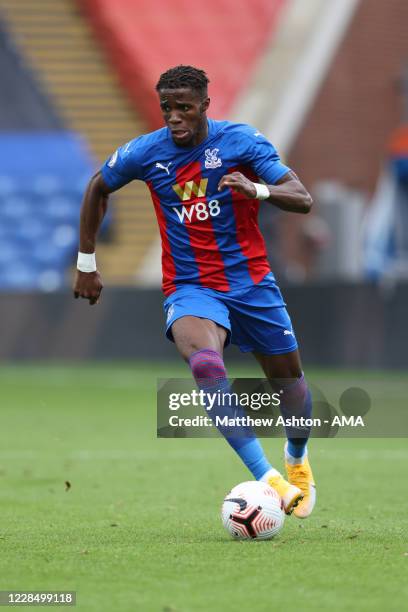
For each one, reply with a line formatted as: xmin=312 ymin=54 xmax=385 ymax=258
xmin=73 ymin=65 xmax=316 ymax=518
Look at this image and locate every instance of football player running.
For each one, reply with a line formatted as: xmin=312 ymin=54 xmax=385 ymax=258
xmin=73 ymin=65 xmax=316 ymax=518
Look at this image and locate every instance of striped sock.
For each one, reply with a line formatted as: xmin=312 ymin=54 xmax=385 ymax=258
xmin=278 ymin=374 xmax=312 ymax=459
xmin=189 ymin=349 xmax=272 ymax=480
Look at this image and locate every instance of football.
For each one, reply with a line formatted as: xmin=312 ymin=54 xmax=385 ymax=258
xmin=221 ymin=481 xmax=285 ymax=540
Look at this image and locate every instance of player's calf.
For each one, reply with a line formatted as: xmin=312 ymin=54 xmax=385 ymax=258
xmin=189 ymin=348 xmax=274 ymax=479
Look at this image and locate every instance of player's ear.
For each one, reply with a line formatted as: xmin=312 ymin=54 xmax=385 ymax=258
xmin=201 ymin=97 xmax=210 ymax=113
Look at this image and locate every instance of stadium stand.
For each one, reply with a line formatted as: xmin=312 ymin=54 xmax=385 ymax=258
xmin=0 ymin=20 xmax=62 ymax=130
xmin=0 ymin=0 xmax=155 ymax=284
xmin=0 ymin=132 xmax=95 ymax=290
xmin=0 ymin=18 xmax=95 ymax=290
xmin=81 ymin=0 xmax=287 ymax=129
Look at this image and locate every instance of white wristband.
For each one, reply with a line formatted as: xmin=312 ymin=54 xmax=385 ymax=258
xmin=77 ymin=252 xmax=96 ymax=273
xmin=253 ymin=183 xmax=270 ymax=200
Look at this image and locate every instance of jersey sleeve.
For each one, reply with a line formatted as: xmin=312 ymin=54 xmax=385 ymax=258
xmin=241 ymin=128 xmax=291 ymax=185
xmin=101 ymin=137 xmax=145 ymax=191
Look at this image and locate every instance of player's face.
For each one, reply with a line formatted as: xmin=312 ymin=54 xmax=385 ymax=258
xmin=158 ymin=88 xmax=210 ymax=147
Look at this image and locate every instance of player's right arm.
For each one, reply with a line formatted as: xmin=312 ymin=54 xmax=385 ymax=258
xmin=73 ymin=137 xmax=145 ymax=305
xmin=73 ymin=171 xmax=112 ymax=305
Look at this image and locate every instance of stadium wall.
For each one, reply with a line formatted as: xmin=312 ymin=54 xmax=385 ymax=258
xmin=288 ymin=0 xmax=408 ymax=195
xmin=1 ymin=284 xmax=407 ymax=369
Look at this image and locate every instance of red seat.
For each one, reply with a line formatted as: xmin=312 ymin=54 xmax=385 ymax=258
xmin=82 ymin=0 xmax=286 ymax=128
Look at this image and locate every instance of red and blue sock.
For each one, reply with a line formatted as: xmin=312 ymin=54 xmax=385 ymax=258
xmin=278 ymin=374 xmax=312 ymax=459
xmin=189 ymin=349 xmax=272 ymax=480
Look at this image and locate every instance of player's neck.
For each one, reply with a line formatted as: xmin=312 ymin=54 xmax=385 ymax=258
xmin=193 ymin=118 xmax=209 ymax=146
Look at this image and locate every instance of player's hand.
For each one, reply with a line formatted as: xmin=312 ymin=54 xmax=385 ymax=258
xmin=73 ymin=270 xmax=103 ymax=306
xmin=218 ymin=172 xmax=257 ymax=198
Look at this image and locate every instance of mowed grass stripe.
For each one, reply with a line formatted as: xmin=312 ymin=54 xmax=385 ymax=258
xmin=0 ymin=363 xmax=407 ymax=611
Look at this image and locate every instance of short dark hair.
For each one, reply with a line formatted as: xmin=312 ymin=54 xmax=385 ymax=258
xmin=156 ymin=65 xmax=209 ymax=97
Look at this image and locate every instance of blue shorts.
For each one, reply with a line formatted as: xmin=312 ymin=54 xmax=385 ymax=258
xmin=163 ymin=273 xmax=298 ymax=355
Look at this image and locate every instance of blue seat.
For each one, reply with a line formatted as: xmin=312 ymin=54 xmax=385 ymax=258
xmin=0 ymin=175 xmax=18 ymax=196
xmin=31 ymin=174 xmax=62 ymax=196
xmin=2 ymin=195 xmax=32 ymax=219
xmin=36 ymin=268 xmax=64 ymax=291
xmin=0 ymin=240 xmax=26 ymax=265
xmin=0 ymin=214 xmax=17 ymax=239
xmin=52 ymin=223 xmax=77 ymax=248
xmin=0 ymin=264 xmax=39 ymax=290
xmin=17 ymin=218 xmax=51 ymax=242
xmin=43 ymin=195 xmax=81 ymax=222
xmin=0 ymin=133 xmax=100 ymax=291
xmin=31 ymin=242 xmax=67 ymax=266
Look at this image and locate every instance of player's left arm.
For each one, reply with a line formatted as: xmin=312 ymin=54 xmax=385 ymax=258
xmin=218 ymin=170 xmax=313 ymax=214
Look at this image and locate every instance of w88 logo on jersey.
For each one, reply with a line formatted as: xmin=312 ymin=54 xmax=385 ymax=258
xmin=172 ymin=200 xmax=221 ymax=223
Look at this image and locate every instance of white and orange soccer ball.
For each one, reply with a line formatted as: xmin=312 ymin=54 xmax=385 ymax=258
xmin=221 ymin=481 xmax=285 ymax=540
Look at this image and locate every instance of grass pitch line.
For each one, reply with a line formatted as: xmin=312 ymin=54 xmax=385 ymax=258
xmin=0 ymin=449 xmax=228 ymax=460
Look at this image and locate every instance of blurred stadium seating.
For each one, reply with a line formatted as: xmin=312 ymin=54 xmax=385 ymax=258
xmin=0 ymin=132 xmax=94 ymax=290
xmin=0 ymin=0 xmax=407 ymax=366
xmin=0 ymin=0 xmax=290 ymax=286
xmin=0 ymin=18 xmax=96 ymax=290
xmin=0 ymin=0 xmax=155 ymax=284
xmin=82 ymin=0 xmax=286 ymax=128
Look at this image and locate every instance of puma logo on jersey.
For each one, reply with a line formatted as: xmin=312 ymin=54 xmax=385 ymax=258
xmin=284 ymin=329 xmax=294 ymax=336
xmin=172 ymin=178 xmax=208 ymax=201
xmin=156 ymin=161 xmax=173 ymax=175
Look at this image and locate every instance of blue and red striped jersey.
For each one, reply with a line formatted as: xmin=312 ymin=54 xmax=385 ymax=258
xmin=101 ymin=119 xmax=290 ymax=295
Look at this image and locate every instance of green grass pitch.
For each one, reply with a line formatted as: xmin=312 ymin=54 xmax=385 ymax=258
xmin=0 ymin=362 xmax=407 ymax=611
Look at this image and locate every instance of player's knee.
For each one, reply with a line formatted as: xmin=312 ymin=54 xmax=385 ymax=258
xmin=189 ymin=348 xmax=227 ymax=382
